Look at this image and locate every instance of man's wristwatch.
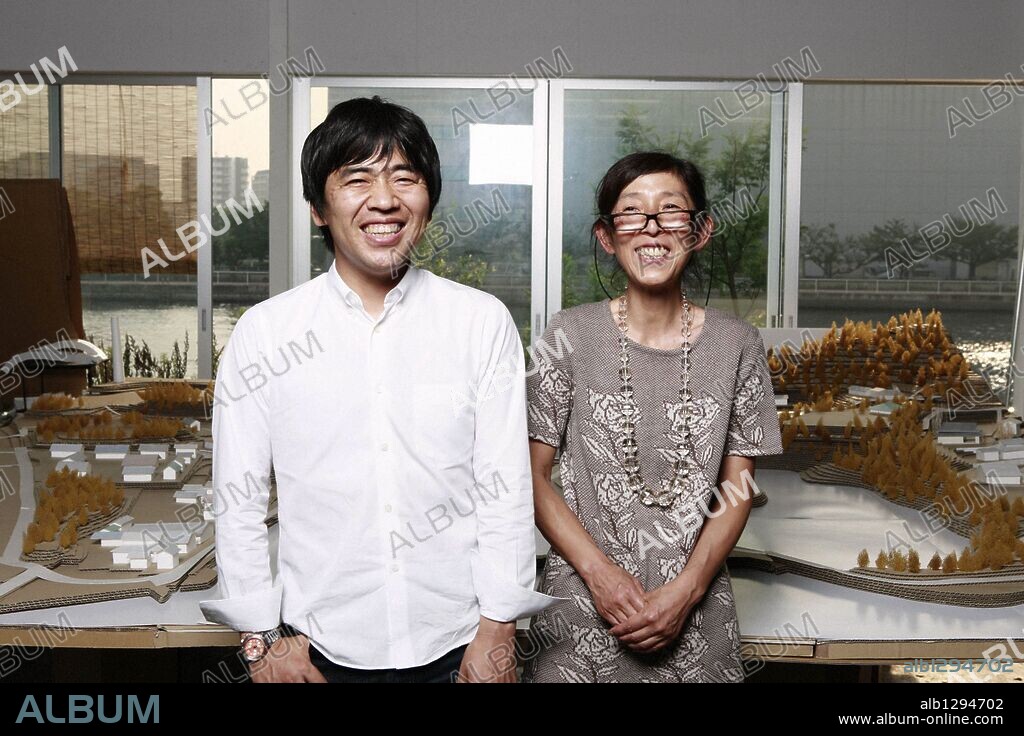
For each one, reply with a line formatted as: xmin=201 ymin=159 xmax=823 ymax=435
xmin=240 ymin=628 xmax=283 ymax=663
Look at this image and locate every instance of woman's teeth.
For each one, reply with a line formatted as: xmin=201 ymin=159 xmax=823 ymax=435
xmin=637 ymin=246 xmax=669 ymax=258
xmin=362 ymin=223 xmax=403 ymax=234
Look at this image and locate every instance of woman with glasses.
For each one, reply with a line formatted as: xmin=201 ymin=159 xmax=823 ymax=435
xmin=522 ymin=152 xmax=783 ymax=683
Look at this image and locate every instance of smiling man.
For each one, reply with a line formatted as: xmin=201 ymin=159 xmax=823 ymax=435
xmin=199 ymin=96 xmax=558 ymax=683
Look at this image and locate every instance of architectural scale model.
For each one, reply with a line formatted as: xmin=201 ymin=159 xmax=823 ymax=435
xmin=0 ymin=383 xmax=263 ymax=615
xmin=736 ymin=309 xmax=1024 ymax=607
xmin=0 ymin=308 xmax=1020 ymax=617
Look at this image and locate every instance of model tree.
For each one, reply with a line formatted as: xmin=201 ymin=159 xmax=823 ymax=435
xmin=891 ymin=550 xmax=908 ymax=572
xmin=941 ymin=551 xmax=958 ymax=573
xmin=31 ymin=393 xmax=84 ymax=411
xmin=958 ymin=546 xmax=978 ymax=572
xmin=875 ymin=550 xmax=888 ymax=569
xmin=857 ymin=549 xmax=869 ymax=568
xmin=23 ymin=468 xmax=126 ymax=556
xmin=908 ymin=549 xmax=921 ymax=573
xmin=927 ymin=552 xmax=942 ymax=570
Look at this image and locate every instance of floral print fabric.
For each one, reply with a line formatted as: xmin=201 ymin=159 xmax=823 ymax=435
xmin=522 ymin=299 xmax=784 ymax=682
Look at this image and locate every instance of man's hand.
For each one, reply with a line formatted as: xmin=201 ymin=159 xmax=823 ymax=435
xmin=608 ymin=570 xmax=704 ymax=653
xmin=248 ymin=634 xmax=327 ymax=683
xmin=456 ymin=618 xmax=517 ymax=683
xmin=580 ymin=558 xmax=647 ymax=627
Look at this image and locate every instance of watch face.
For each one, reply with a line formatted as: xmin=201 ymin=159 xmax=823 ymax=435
xmin=243 ymin=636 xmax=267 ymax=662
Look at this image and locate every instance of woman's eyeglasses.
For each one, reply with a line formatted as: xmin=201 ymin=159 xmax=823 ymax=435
xmin=602 ymin=210 xmax=699 ymax=233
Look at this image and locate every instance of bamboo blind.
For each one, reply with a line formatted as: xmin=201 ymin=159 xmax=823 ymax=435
xmin=61 ymin=85 xmax=198 ymax=274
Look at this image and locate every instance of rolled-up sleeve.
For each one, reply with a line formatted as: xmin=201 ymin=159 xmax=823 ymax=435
xmin=198 ymin=309 xmax=282 ymax=631
xmin=470 ymin=303 xmax=564 ymax=622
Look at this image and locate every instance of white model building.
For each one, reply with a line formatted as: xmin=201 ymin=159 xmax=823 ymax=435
xmin=849 ymin=385 xmax=900 ymax=401
xmin=976 ymin=460 xmax=1021 ymax=486
xmin=174 ymin=488 xmax=204 ymax=504
xmin=55 ymin=452 xmax=91 ymax=476
xmin=55 ymin=450 xmax=85 ymax=465
xmin=976 ymin=439 xmax=1024 ymax=462
xmin=138 ymin=443 xmax=170 ymax=460
xmin=121 ymin=454 xmax=157 ymax=483
xmin=94 ymin=444 xmax=130 ymax=460
xmin=149 ymin=540 xmax=180 ymax=570
xmin=55 ymin=451 xmax=87 ymax=467
xmin=162 ymin=458 xmax=186 ymax=481
xmin=174 ymin=442 xmax=199 ymax=463
xmin=976 ymin=446 xmax=1001 ymax=462
xmin=103 ymin=521 xmax=204 ymax=570
xmin=111 ymin=546 xmax=144 ymax=566
xmin=91 ymin=515 xmax=136 ymax=544
xmin=998 ymin=439 xmax=1024 ymax=460
xmin=937 ymin=421 xmax=982 ymax=445
xmin=49 ymin=443 xmax=83 ymax=459
xmin=64 ymin=460 xmax=91 ymax=476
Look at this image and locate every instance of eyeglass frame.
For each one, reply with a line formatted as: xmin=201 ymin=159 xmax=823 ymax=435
xmin=599 ymin=209 xmax=705 ymax=233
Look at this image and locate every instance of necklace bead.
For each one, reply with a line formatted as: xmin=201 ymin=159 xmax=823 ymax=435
xmin=615 ymin=285 xmax=694 ymax=508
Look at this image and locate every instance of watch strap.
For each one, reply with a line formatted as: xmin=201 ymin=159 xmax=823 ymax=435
xmin=240 ymin=626 xmax=284 ymax=663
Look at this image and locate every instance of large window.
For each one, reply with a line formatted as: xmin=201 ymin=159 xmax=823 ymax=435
xmin=800 ymin=85 xmax=1022 ymax=395
xmin=560 ymin=86 xmax=779 ymax=325
xmin=310 ymin=84 xmax=537 ymax=343
xmin=64 ymin=84 xmax=200 ymax=377
xmin=211 ymin=78 xmax=270 ymax=366
xmin=5 ymin=77 xmax=1023 ymax=391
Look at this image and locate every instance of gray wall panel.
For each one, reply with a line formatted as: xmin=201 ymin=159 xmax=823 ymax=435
xmin=0 ymin=0 xmax=269 ymax=75
xmin=0 ymin=0 xmax=1019 ymax=80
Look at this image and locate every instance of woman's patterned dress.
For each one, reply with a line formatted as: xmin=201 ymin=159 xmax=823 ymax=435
xmin=522 ymin=299 xmax=784 ymax=683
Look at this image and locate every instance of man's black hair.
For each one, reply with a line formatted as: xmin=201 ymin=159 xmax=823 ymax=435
xmin=301 ymin=95 xmax=442 ymax=253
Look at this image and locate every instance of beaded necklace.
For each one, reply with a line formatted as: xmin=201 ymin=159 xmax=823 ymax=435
xmin=615 ymin=285 xmax=694 ymax=507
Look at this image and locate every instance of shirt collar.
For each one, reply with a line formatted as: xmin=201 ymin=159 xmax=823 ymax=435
xmin=328 ymin=259 xmax=422 ymax=311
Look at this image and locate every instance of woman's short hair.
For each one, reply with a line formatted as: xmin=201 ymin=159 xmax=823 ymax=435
xmin=594 ymin=151 xmax=710 ymax=237
xmin=301 ymin=95 xmax=443 ymax=253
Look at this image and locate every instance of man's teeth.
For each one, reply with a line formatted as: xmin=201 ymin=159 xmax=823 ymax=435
xmin=363 ymin=223 xmax=402 ymax=234
xmin=637 ymin=246 xmax=669 ymax=257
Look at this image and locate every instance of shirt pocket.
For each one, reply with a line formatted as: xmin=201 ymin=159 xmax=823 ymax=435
xmin=408 ymin=381 xmax=476 ymax=468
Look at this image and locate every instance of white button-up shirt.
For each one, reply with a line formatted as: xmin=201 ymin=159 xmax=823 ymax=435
xmin=199 ymin=261 xmax=560 ymax=669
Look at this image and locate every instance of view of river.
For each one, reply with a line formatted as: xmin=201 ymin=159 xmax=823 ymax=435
xmin=82 ymin=304 xmax=241 ymax=377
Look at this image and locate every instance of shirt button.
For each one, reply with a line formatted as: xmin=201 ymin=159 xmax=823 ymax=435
xmin=376 ymin=385 xmax=383 ymax=394
xmin=380 ymin=442 xmax=389 ymax=452
xmin=384 ymin=503 xmax=393 ymax=512
xmin=391 ymin=564 xmax=399 ymax=572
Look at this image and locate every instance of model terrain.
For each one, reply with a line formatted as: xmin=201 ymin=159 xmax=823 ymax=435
xmin=734 ymin=308 xmax=1024 ymax=607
